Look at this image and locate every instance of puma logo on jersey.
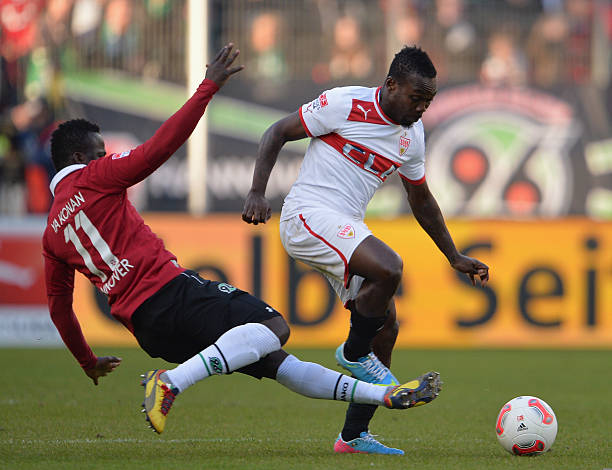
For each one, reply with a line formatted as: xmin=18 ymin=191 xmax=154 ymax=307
xmin=357 ymin=104 xmax=371 ymax=120
xmin=348 ymin=99 xmax=386 ymax=125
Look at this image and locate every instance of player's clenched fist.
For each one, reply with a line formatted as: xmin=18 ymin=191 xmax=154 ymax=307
xmin=205 ymin=43 xmax=244 ymax=88
xmin=242 ymin=190 xmax=271 ymax=225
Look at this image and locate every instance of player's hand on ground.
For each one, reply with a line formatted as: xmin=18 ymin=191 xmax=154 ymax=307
xmin=242 ymin=190 xmax=271 ymax=225
xmin=450 ymin=254 xmax=489 ymax=287
xmin=205 ymin=43 xmax=244 ymax=88
xmin=85 ymin=356 xmax=122 ymax=386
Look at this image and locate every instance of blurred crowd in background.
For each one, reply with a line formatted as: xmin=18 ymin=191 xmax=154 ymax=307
xmin=0 ymin=0 xmax=610 ymax=215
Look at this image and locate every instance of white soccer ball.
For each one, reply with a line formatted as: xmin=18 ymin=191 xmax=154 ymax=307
xmin=495 ymin=396 xmax=558 ymax=455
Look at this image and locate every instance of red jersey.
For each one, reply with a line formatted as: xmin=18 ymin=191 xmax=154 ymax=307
xmin=42 ymin=79 xmax=219 ymax=370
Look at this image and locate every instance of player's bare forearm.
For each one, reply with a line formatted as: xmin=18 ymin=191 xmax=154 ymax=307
xmin=408 ymin=186 xmax=459 ymax=263
xmin=243 ymin=112 xmax=307 ymax=224
xmin=242 ymin=128 xmax=284 ymax=224
xmin=249 ymin=125 xmax=287 ymax=194
xmin=404 ymin=179 xmax=490 ymax=286
xmin=250 ymin=112 xmax=307 ymax=194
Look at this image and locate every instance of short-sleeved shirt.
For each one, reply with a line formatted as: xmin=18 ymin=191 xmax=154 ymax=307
xmin=281 ymin=86 xmax=426 ymax=221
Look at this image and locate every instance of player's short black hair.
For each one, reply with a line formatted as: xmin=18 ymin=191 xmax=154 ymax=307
xmin=388 ymin=46 xmax=437 ymax=82
xmin=50 ymin=119 xmax=100 ymax=171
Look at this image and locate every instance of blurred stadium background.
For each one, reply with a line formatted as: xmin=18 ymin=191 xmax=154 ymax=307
xmin=0 ymin=0 xmax=611 ymax=350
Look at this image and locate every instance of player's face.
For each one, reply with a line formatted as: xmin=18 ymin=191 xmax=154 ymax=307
xmin=77 ymin=132 xmax=107 ymax=164
xmin=385 ymin=74 xmax=437 ymax=127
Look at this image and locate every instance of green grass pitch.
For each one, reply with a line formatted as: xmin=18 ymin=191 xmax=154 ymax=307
xmin=2 ymin=348 xmax=610 ymax=470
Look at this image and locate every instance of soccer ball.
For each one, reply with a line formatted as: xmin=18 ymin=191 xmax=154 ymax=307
xmin=495 ymin=396 xmax=558 ymax=455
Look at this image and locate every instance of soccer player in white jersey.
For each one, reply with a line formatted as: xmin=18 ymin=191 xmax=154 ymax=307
xmin=242 ymin=46 xmax=489 ymax=455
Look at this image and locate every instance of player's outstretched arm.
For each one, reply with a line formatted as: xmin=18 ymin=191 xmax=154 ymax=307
xmin=138 ymin=42 xmax=244 ymax=170
xmin=85 ymin=356 xmax=122 ymax=386
xmin=242 ymin=112 xmax=307 ymax=225
xmin=100 ymin=43 xmax=244 ymax=190
xmin=403 ymin=178 xmax=489 ymax=286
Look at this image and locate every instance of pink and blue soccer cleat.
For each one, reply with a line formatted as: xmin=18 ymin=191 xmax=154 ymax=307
xmin=334 ymin=431 xmax=404 ymax=455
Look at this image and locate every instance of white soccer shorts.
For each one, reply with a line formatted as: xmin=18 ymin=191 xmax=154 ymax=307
xmin=279 ymin=209 xmax=372 ymax=305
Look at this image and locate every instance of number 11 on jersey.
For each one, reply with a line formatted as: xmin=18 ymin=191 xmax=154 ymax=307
xmin=64 ymin=210 xmax=120 ymax=282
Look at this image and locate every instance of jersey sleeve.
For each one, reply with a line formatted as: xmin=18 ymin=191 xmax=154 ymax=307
xmin=87 ymin=79 xmax=220 ymax=191
xmin=298 ymin=87 xmax=348 ymax=137
xmin=43 ymin=249 xmax=98 ymax=370
xmin=398 ymin=121 xmax=426 ymax=185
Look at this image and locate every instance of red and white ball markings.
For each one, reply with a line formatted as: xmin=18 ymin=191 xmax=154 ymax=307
xmin=496 ymin=396 xmax=558 ymax=456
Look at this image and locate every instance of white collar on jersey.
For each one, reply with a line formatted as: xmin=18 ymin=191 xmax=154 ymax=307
xmin=49 ymin=164 xmax=86 ymax=196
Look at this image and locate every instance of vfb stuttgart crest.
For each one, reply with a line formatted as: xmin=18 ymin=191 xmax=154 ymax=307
xmin=399 ymin=132 xmax=411 ymax=156
xmin=337 ymin=224 xmax=355 ymax=239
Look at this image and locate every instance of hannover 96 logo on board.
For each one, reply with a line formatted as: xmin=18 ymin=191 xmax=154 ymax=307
xmin=422 ymin=85 xmax=588 ymax=218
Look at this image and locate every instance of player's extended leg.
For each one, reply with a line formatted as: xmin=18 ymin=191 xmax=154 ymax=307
xmin=142 ymin=322 xmax=440 ymax=434
xmin=141 ymin=318 xmax=285 ymax=433
xmin=140 ymin=283 xmax=291 ymax=434
xmin=238 ymin=349 xmax=439 ymax=409
xmin=273 ymin=353 xmax=440 ymax=410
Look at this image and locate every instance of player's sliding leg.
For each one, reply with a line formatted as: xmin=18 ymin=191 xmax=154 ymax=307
xmin=140 ymin=369 xmax=178 ymax=434
xmin=274 ymin=354 xmax=439 ymax=408
xmin=164 ymin=321 xmax=284 ymax=389
xmin=142 ymin=321 xmax=283 ymax=433
xmin=141 ymin=324 xmax=441 ymax=434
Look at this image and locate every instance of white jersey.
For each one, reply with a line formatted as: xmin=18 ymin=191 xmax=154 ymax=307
xmin=281 ymin=86 xmax=426 ymax=221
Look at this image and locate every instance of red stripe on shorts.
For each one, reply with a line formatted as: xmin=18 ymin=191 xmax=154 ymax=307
xmin=298 ymin=213 xmax=349 ymax=288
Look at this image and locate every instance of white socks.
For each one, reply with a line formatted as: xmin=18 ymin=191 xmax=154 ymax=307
xmin=275 ymin=354 xmax=388 ymax=406
xmin=164 ymin=326 xmax=389 ymax=407
xmin=165 ymin=323 xmax=281 ymax=392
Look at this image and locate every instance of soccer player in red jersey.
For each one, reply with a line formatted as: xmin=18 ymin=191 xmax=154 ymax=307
xmin=42 ymin=44 xmax=441 ymax=437
xmin=242 ymin=46 xmax=488 ymax=454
